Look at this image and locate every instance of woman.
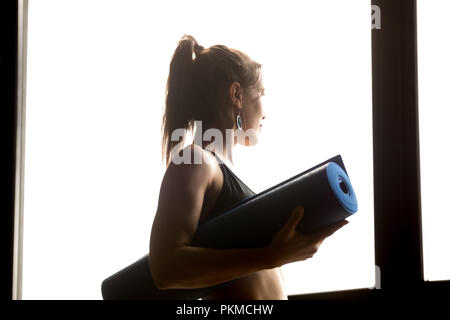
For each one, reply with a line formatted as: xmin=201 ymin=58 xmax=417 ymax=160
xmin=149 ymin=35 xmax=348 ymax=300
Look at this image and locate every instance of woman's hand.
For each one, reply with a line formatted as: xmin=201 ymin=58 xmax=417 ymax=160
xmin=267 ymin=206 xmax=348 ymax=267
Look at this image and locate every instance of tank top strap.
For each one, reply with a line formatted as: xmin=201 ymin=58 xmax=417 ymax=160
xmin=200 ymin=149 xmax=256 ymax=224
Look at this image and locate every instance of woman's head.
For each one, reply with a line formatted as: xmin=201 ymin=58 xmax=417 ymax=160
xmin=161 ymin=34 xmax=265 ymax=166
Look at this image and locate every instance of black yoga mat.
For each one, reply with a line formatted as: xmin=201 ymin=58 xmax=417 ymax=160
xmin=101 ymin=155 xmax=358 ymax=300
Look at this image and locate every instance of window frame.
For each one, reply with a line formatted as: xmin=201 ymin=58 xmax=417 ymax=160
xmin=7 ymin=0 xmax=449 ymax=300
xmin=291 ymin=0 xmax=449 ymax=299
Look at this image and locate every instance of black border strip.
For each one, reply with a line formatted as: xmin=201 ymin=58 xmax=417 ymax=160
xmin=3 ymin=1 xmax=18 ymax=301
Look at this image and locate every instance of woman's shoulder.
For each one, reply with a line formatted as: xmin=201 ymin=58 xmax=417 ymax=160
xmin=164 ymin=144 xmax=221 ymax=190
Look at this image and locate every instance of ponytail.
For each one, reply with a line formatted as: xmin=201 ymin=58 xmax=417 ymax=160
xmin=161 ymin=34 xmax=202 ymax=167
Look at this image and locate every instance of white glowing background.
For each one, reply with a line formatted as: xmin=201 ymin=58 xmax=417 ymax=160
xmin=23 ymin=0 xmax=375 ymax=299
xmin=417 ymin=0 xmax=450 ymax=282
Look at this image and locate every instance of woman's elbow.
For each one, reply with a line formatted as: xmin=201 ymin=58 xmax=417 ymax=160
xmin=152 ymin=273 xmax=169 ymax=290
xmin=149 ymin=253 xmax=173 ymax=290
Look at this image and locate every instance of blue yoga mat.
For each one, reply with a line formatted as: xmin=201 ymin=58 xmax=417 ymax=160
xmin=192 ymin=160 xmax=357 ymax=248
xmin=101 ymin=155 xmax=358 ymax=299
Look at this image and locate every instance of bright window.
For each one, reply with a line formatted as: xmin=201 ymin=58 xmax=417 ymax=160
xmin=417 ymin=0 xmax=450 ymax=282
xmin=23 ymin=0 xmax=374 ymax=299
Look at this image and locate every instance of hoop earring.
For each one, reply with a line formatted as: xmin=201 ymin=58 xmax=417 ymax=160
xmin=236 ymin=113 xmax=243 ymax=130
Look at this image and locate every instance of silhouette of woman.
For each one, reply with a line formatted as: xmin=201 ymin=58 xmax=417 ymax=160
xmin=149 ymin=34 xmax=347 ymax=299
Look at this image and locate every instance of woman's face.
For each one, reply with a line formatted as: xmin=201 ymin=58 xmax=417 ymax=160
xmin=239 ymin=76 xmax=266 ymax=146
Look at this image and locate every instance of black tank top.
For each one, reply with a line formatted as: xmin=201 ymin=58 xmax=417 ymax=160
xmin=199 ymin=150 xmax=256 ymax=225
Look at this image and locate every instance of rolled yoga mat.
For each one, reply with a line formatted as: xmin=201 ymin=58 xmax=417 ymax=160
xmin=101 ymin=155 xmax=358 ymax=300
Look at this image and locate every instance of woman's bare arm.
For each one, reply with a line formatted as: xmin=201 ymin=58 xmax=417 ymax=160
xmin=149 ymin=146 xmax=276 ymax=289
xmin=149 ymin=145 xmax=347 ymax=290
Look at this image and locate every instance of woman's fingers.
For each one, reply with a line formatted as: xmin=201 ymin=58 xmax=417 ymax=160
xmin=272 ymin=207 xmax=349 ymax=265
xmin=283 ymin=206 xmax=304 ymax=234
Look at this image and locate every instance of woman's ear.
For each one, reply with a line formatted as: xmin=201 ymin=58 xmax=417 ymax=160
xmin=229 ymin=81 xmax=243 ymax=107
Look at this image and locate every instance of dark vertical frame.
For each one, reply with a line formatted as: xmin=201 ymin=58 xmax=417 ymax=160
xmin=3 ymin=1 xmax=18 ymax=300
xmin=371 ymin=0 xmax=424 ymax=290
